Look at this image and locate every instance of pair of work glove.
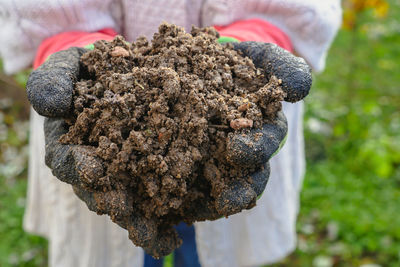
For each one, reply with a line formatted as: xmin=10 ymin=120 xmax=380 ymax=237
xmin=26 ymin=19 xmax=311 ymax=257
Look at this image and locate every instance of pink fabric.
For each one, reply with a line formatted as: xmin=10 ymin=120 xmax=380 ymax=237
xmin=33 ymin=28 xmax=117 ymax=69
xmin=33 ymin=19 xmax=291 ymax=69
xmin=215 ymin=18 xmax=293 ymax=52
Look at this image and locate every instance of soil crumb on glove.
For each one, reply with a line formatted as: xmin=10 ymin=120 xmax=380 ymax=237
xmin=60 ymin=22 xmax=285 ymax=257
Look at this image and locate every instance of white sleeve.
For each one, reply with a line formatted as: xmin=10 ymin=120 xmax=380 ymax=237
xmin=202 ymin=0 xmax=342 ymax=72
xmin=0 ymin=0 xmax=122 ymax=74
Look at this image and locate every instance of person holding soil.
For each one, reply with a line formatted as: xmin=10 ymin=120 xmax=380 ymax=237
xmin=0 ymin=1 xmax=342 ymax=267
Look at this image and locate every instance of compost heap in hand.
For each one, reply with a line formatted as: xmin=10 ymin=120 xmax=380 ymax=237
xmin=60 ymin=22 xmax=285 ymax=257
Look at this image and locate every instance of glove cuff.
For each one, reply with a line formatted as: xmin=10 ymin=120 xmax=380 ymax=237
xmin=215 ymin=18 xmax=293 ymax=52
xmin=33 ymin=28 xmax=117 ymax=69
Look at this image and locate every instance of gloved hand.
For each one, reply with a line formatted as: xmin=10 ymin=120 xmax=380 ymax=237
xmin=209 ymin=41 xmax=312 ymax=217
xmin=27 ymin=47 xmax=180 ymax=258
xmin=26 ymin=37 xmax=311 ymax=257
xmin=44 ymin=117 xmax=180 ymax=257
xmin=166 ymin=41 xmax=312 ymax=220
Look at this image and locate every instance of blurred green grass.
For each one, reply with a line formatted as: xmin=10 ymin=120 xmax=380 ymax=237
xmin=0 ymin=75 xmax=48 ymax=266
xmin=1 ymin=1 xmax=399 ymax=266
xmin=272 ymin=1 xmax=400 ymax=266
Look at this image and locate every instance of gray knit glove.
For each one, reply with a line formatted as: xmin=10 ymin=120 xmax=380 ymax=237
xmin=27 ymin=47 xmax=180 ymax=257
xmin=26 ymin=42 xmax=312 ymax=257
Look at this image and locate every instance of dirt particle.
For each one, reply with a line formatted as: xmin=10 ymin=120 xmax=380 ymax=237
xmin=238 ymin=103 xmax=251 ymax=112
xmin=110 ymin=46 xmax=130 ymax=57
xmin=230 ymin=118 xmax=254 ymax=130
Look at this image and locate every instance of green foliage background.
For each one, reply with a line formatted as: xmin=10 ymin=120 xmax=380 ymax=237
xmin=0 ymin=1 xmax=399 ymax=266
xmin=273 ymin=1 xmax=400 ymax=266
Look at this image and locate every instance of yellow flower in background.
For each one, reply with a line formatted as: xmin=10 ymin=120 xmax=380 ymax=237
xmin=370 ymin=0 xmax=389 ymax=18
xmin=342 ymin=0 xmax=389 ymax=30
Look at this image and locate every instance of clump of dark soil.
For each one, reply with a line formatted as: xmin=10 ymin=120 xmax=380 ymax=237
xmin=61 ymin=23 xmax=285 ymax=257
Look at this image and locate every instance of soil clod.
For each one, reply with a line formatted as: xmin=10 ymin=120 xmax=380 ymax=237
xmin=61 ymin=22 xmax=285 ymax=257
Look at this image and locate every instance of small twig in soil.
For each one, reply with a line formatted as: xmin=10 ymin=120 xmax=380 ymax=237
xmin=134 ymin=80 xmax=144 ymax=90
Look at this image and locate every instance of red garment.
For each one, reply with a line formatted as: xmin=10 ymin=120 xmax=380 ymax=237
xmin=33 ymin=28 xmax=117 ymax=69
xmin=33 ymin=19 xmax=292 ymax=68
xmin=214 ymin=18 xmax=293 ymax=52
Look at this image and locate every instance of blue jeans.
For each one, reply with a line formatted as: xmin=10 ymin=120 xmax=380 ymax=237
xmin=143 ymin=222 xmax=201 ymax=267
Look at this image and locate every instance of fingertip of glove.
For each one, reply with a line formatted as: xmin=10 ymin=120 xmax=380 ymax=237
xmin=232 ymin=42 xmax=312 ymax=102
xmin=26 ymin=47 xmax=87 ymax=117
xmin=257 ymin=43 xmax=312 ymax=102
xmin=27 ymin=71 xmax=74 ymax=117
xmin=226 ymin=112 xmax=287 ymax=167
xmin=140 ymin=227 xmax=181 ymax=259
xmin=250 ymin=162 xmax=271 ymax=196
xmin=278 ymin=56 xmax=312 ymax=102
xmin=226 ymin=131 xmax=266 ymax=167
xmin=73 ymin=146 xmax=105 ymax=186
xmin=215 ymin=180 xmax=257 ymax=216
xmin=73 ymin=186 xmax=98 ymax=212
xmin=128 ymin=216 xmax=158 ymax=245
xmin=47 ymin=144 xmax=81 ymax=185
